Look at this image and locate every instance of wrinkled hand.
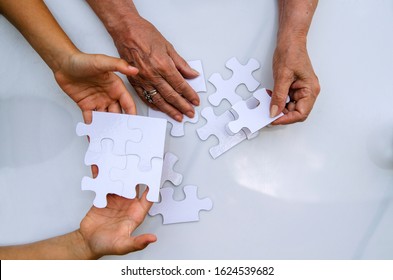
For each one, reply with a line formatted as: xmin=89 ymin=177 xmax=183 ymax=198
xmin=78 ymin=187 xmax=156 ymax=259
xmin=54 ymin=52 xmax=139 ymax=124
xmin=270 ymin=42 xmax=320 ymax=125
xmin=112 ymin=15 xmax=200 ymax=122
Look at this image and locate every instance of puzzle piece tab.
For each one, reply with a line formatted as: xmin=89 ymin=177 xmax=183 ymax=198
xmin=197 ymin=107 xmax=247 ymax=159
xmin=111 ymin=155 xmax=163 ymax=202
xmin=81 ymin=139 xmax=126 ymax=208
xmin=76 ymin=111 xmax=142 ymax=155
xmin=126 ymin=115 xmax=167 ymax=170
xmin=149 ymin=185 xmax=213 ymax=224
xmin=227 ymin=88 xmax=283 ymax=135
xmin=148 ymin=107 xmax=199 ymax=137
xmin=161 ymin=152 xmax=183 ymax=187
xmin=186 ymin=60 xmax=207 ymax=93
xmin=208 ymin=57 xmax=260 ymax=106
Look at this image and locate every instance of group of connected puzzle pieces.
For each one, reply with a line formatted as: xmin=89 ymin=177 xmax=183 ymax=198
xmin=76 ymin=57 xmax=283 ymax=225
xmin=197 ymin=57 xmax=284 ymax=159
xmin=76 ymin=112 xmax=166 ymax=208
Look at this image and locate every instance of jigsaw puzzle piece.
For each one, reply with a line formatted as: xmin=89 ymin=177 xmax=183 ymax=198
xmin=149 ymin=185 xmax=213 ymax=224
xmin=161 ymin=152 xmax=183 ymax=187
xmin=81 ymin=139 xmax=126 ymax=208
xmin=76 ymin=111 xmax=142 ymax=155
xmin=186 ymin=60 xmax=207 ymax=93
xmin=126 ymin=115 xmax=167 ymax=170
xmin=208 ymin=57 xmax=260 ymax=106
xmin=110 ymin=155 xmax=163 ymax=202
xmin=227 ymin=88 xmax=284 ymax=135
xmin=148 ymin=107 xmax=199 ymax=137
xmin=197 ymin=107 xmax=247 ymax=159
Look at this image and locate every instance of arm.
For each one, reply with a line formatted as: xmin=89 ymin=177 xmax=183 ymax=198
xmin=0 ymin=0 xmax=138 ymax=124
xmin=0 ymin=189 xmax=156 ymax=260
xmin=86 ymin=0 xmax=200 ymax=122
xmin=270 ymin=0 xmax=320 ymax=124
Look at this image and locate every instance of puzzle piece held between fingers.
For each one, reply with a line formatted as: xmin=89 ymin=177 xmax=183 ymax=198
xmin=208 ymin=57 xmax=260 ymax=106
xmin=227 ymin=88 xmax=284 ymax=135
xmin=197 ymin=107 xmax=247 ymax=159
xmin=149 ymin=185 xmax=213 ymax=224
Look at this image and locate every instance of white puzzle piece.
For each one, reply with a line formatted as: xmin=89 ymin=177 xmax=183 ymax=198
xmin=196 ymin=107 xmax=247 ymax=159
xmin=76 ymin=111 xmax=142 ymax=155
xmin=227 ymin=88 xmax=284 ymax=135
xmin=186 ymin=60 xmax=207 ymax=93
xmin=111 ymin=155 xmax=163 ymax=202
xmin=208 ymin=57 xmax=260 ymax=106
xmin=148 ymin=107 xmax=199 ymax=137
xmin=81 ymin=139 xmax=126 ymax=208
xmin=161 ymin=152 xmax=183 ymax=187
xmin=149 ymin=185 xmax=213 ymax=224
xmin=126 ymin=115 xmax=167 ymax=170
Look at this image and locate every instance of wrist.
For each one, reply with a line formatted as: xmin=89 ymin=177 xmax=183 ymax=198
xmin=72 ymin=229 xmax=98 ymax=260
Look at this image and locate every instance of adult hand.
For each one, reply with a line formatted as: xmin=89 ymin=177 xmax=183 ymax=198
xmin=111 ymin=15 xmax=200 ymax=122
xmin=270 ymin=41 xmax=320 ymax=125
xmin=78 ymin=187 xmax=156 ymax=259
xmin=54 ymin=52 xmax=139 ymax=124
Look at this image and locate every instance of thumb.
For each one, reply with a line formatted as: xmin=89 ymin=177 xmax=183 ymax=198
xmin=270 ymin=74 xmax=293 ymax=118
xmin=93 ymin=54 xmax=139 ymax=76
xmin=128 ymin=234 xmax=157 ymax=253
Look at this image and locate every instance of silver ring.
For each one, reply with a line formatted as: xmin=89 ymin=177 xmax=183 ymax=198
xmin=143 ymin=89 xmax=158 ymax=103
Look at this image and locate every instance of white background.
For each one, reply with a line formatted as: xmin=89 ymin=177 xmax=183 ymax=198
xmin=0 ymin=0 xmax=392 ymax=259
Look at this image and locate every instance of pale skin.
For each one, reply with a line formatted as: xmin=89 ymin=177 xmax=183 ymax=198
xmin=0 ymin=0 xmax=156 ymax=259
xmin=0 ymin=190 xmax=157 ymax=260
xmin=87 ymin=0 xmax=320 ymax=125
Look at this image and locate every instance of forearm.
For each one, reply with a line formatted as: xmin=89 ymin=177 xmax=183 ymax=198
xmin=277 ymin=0 xmax=318 ymax=46
xmin=0 ymin=230 xmax=95 ymax=260
xmin=86 ymin=0 xmax=140 ymax=39
xmin=0 ymin=0 xmax=78 ymax=72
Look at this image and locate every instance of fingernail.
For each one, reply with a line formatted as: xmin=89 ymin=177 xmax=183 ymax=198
xmin=186 ymin=110 xmax=195 ymax=119
xmin=174 ymin=114 xmax=183 ymax=122
xmin=192 ymin=69 xmax=200 ymax=76
xmin=192 ymin=99 xmax=200 ymax=106
xmin=270 ymin=105 xmax=278 ymax=118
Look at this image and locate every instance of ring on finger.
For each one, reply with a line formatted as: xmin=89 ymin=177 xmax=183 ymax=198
xmin=143 ymin=89 xmax=158 ymax=103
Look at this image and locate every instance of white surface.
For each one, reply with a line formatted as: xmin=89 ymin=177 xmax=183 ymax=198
xmin=1 ymin=0 xmax=393 ymax=259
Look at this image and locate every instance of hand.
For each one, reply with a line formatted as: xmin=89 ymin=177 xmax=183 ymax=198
xmin=78 ymin=187 xmax=157 ymax=259
xmin=270 ymin=41 xmax=320 ymax=125
xmin=111 ymin=15 xmax=200 ymax=122
xmin=54 ymin=52 xmax=139 ymax=124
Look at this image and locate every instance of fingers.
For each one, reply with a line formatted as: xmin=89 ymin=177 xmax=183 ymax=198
xmin=270 ymin=71 xmax=294 ymax=118
xmin=128 ymin=234 xmax=157 ymax=252
xmin=93 ymin=54 xmax=139 ymax=76
xmin=169 ymin=48 xmax=200 ymax=79
xmin=118 ymin=90 xmax=137 ymax=115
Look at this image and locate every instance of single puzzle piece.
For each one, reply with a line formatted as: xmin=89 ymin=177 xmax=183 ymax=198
xmin=196 ymin=107 xmax=247 ymax=159
xmin=148 ymin=107 xmax=199 ymax=137
xmin=76 ymin=111 xmax=142 ymax=155
xmin=126 ymin=115 xmax=167 ymax=170
xmin=81 ymin=139 xmax=126 ymax=208
xmin=161 ymin=152 xmax=183 ymax=187
xmin=149 ymin=185 xmax=213 ymax=224
xmin=208 ymin=57 xmax=260 ymax=106
xmin=227 ymin=88 xmax=284 ymax=135
xmin=186 ymin=60 xmax=207 ymax=93
xmin=110 ymin=155 xmax=163 ymax=202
